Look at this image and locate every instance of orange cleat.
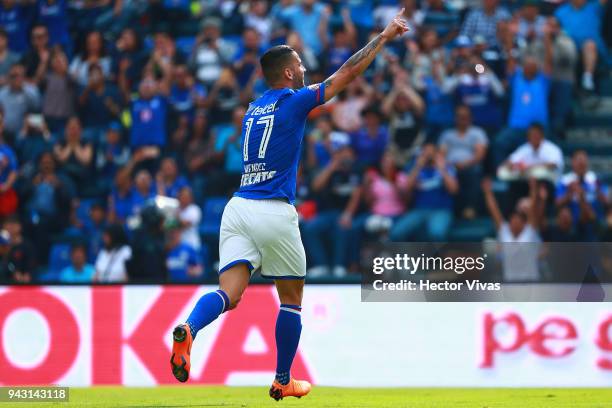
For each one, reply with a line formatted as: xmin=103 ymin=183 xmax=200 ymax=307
xmin=170 ymin=324 xmax=193 ymax=382
xmin=269 ymin=378 xmax=312 ymax=401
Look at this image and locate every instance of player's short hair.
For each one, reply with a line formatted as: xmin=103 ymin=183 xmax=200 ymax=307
xmin=259 ymin=45 xmax=296 ymax=85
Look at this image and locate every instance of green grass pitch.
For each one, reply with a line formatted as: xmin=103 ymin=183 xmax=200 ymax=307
xmin=15 ymin=386 xmax=612 ymax=408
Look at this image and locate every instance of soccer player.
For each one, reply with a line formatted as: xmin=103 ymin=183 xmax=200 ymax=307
xmin=170 ymin=9 xmax=409 ymax=400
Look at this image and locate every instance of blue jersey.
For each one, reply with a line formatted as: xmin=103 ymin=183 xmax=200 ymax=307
xmin=234 ymin=84 xmax=325 ymax=204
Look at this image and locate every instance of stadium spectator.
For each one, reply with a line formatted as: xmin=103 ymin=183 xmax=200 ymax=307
xmin=245 ymin=0 xmax=273 ymax=46
xmin=421 ymin=0 xmax=459 ymax=44
xmin=177 ymin=186 xmax=201 ymax=251
xmin=132 ymin=169 xmax=155 ymax=214
xmin=375 ymin=0 xmax=423 ymax=42
xmin=21 ymin=24 xmax=51 ymax=81
xmin=108 ymin=167 xmax=132 ymax=224
xmin=78 ymin=64 xmax=121 ymax=142
xmin=542 ymin=205 xmax=581 ymax=242
xmin=60 ymin=243 xmax=95 ymax=283
xmin=0 ymin=64 xmax=40 ymax=137
xmin=21 ymin=151 xmax=73 ymax=263
xmin=36 ymin=0 xmax=71 ymax=53
xmin=381 ymin=66 xmax=424 ymax=156
xmin=285 ymin=0 xmax=327 ymax=56
xmin=0 ymin=0 xmax=31 ymax=55
xmin=69 ymin=31 xmax=111 ymax=87
xmin=127 ymin=204 xmax=167 ymax=282
xmin=350 ymin=106 xmax=389 ymax=168
xmin=211 ymin=106 xmax=245 ymax=191
xmin=129 ymin=75 xmax=170 ymax=151
xmin=94 ymin=0 xmax=145 ymax=39
xmin=53 ymin=117 xmax=93 ymax=193
xmin=460 ymin=0 xmax=511 ymax=47
xmin=1 ymin=216 xmax=36 ymax=283
xmin=359 ymin=150 xmax=409 ymax=237
xmin=410 ymin=28 xmax=447 ymax=92
xmin=439 ymin=105 xmax=488 ymax=218
xmin=555 ymin=150 xmax=608 ymax=240
xmin=445 ymin=57 xmax=505 ymax=134
xmin=331 ymin=76 xmax=374 ymax=133
xmin=0 ymin=28 xmax=19 ymax=84
xmin=554 ymin=0 xmax=608 ymax=91
xmin=390 ymin=143 xmax=458 ymax=241
xmin=94 ymin=223 xmax=130 ymax=283
xmin=493 ymin=37 xmax=552 ymax=167
xmin=285 ymin=31 xmax=320 ymax=74
xmin=40 ymin=49 xmax=76 ymax=135
xmin=482 ymin=177 xmax=542 ymax=282
xmin=156 ymin=156 xmax=188 ymax=198
xmin=113 ymin=27 xmax=146 ymax=93
xmin=80 ymin=200 xmax=107 ymax=261
xmin=303 ymin=135 xmax=361 ymax=278
xmin=323 ymin=12 xmax=356 ymax=76
xmin=189 ymin=17 xmax=232 ymax=87
xmin=96 ymin=123 xmax=129 ymax=189
xmin=305 ymin=116 xmax=337 ymax=170
xmin=0 ymin=110 xmax=18 ymax=218
xmin=500 ymin=123 xmax=564 ymax=181
xmin=522 ymin=17 xmax=577 ymax=136
xmin=166 ymin=225 xmax=203 ymax=282
xmin=206 ymin=68 xmax=241 ymax=126
xmin=232 ymin=28 xmax=263 ymax=88
xmin=513 ymin=0 xmax=546 ymax=43
xmin=168 ymin=64 xmax=206 ymax=121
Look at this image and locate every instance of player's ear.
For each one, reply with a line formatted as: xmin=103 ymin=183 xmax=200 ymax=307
xmin=284 ymin=67 xmax=294 ymax=81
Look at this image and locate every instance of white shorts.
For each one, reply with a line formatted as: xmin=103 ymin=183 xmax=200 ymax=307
xmin=218 ymin=196 xmax=306 ymax=280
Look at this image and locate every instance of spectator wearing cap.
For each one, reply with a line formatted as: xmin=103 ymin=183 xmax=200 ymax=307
xmin=350 ymin=105 xmax=389 ymax=169
xmin=554 ymin=0 xmax=608 ymax=91
xmin=0 ymin=64 xmax=40 ymax=138
xmin=166 ymin=224 xmax=203 ymax=283
xmin=78 ymin=63 xmax=122 ymax=142
xmin=555 ymin=150 xmax=608 ymax=240
xmin=0 ymin=28 xmax=19 ymax=84
xmin=439 ymin=105 xmax=488 ymax=218
xmin=189 ymin=17 xmax=233 ymax=88
xmin=0 ymin=1 xmax=31 ymax=55
xmin=421 ymin=0 xmax=460 ymax=44
xmin=60 ymin=243 xmax=95 ymax=283
xmin=0 ymin=109 xmax=18 ymax=218
xmin=303 ymin=135 xmax=362 ymax=278
xmin=461 ymin=0 xmax=511 ymax=47
xmin=493 ymin=35 xmax=553 ymax=167
xmin=390 ymin=143 xmax=458 ymax=242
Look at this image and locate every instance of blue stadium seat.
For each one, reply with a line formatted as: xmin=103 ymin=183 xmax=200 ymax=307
xmin=199 ymin=197 xmax=229 ymax=238
xmin=40 ymin=243 xmax=73 ymax=282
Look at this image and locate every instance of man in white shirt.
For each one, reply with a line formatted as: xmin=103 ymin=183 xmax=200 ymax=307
xmin=504 ymin=122 xmax=564 ymax=181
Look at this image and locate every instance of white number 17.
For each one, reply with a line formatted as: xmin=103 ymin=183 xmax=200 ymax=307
xmin=243 ymin=115 xmax=275 ymax=161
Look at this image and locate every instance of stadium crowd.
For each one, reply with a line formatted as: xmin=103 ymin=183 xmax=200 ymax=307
xmin=0 ymin=0 xmax=610 ymax=283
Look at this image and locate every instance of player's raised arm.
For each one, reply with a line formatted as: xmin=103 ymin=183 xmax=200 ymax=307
xmin=323 ymin=8 xmax=409 ymax=102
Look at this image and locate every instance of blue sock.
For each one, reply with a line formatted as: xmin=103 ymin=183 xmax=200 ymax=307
xmin=275 ymin=304 xmax=302 ymax=385
xmin=186 ymin=290 xmax=229 ymax=338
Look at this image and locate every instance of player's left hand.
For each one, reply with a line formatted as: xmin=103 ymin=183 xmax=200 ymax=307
xmin=381 ymin=8 xmax=409 ymax=41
